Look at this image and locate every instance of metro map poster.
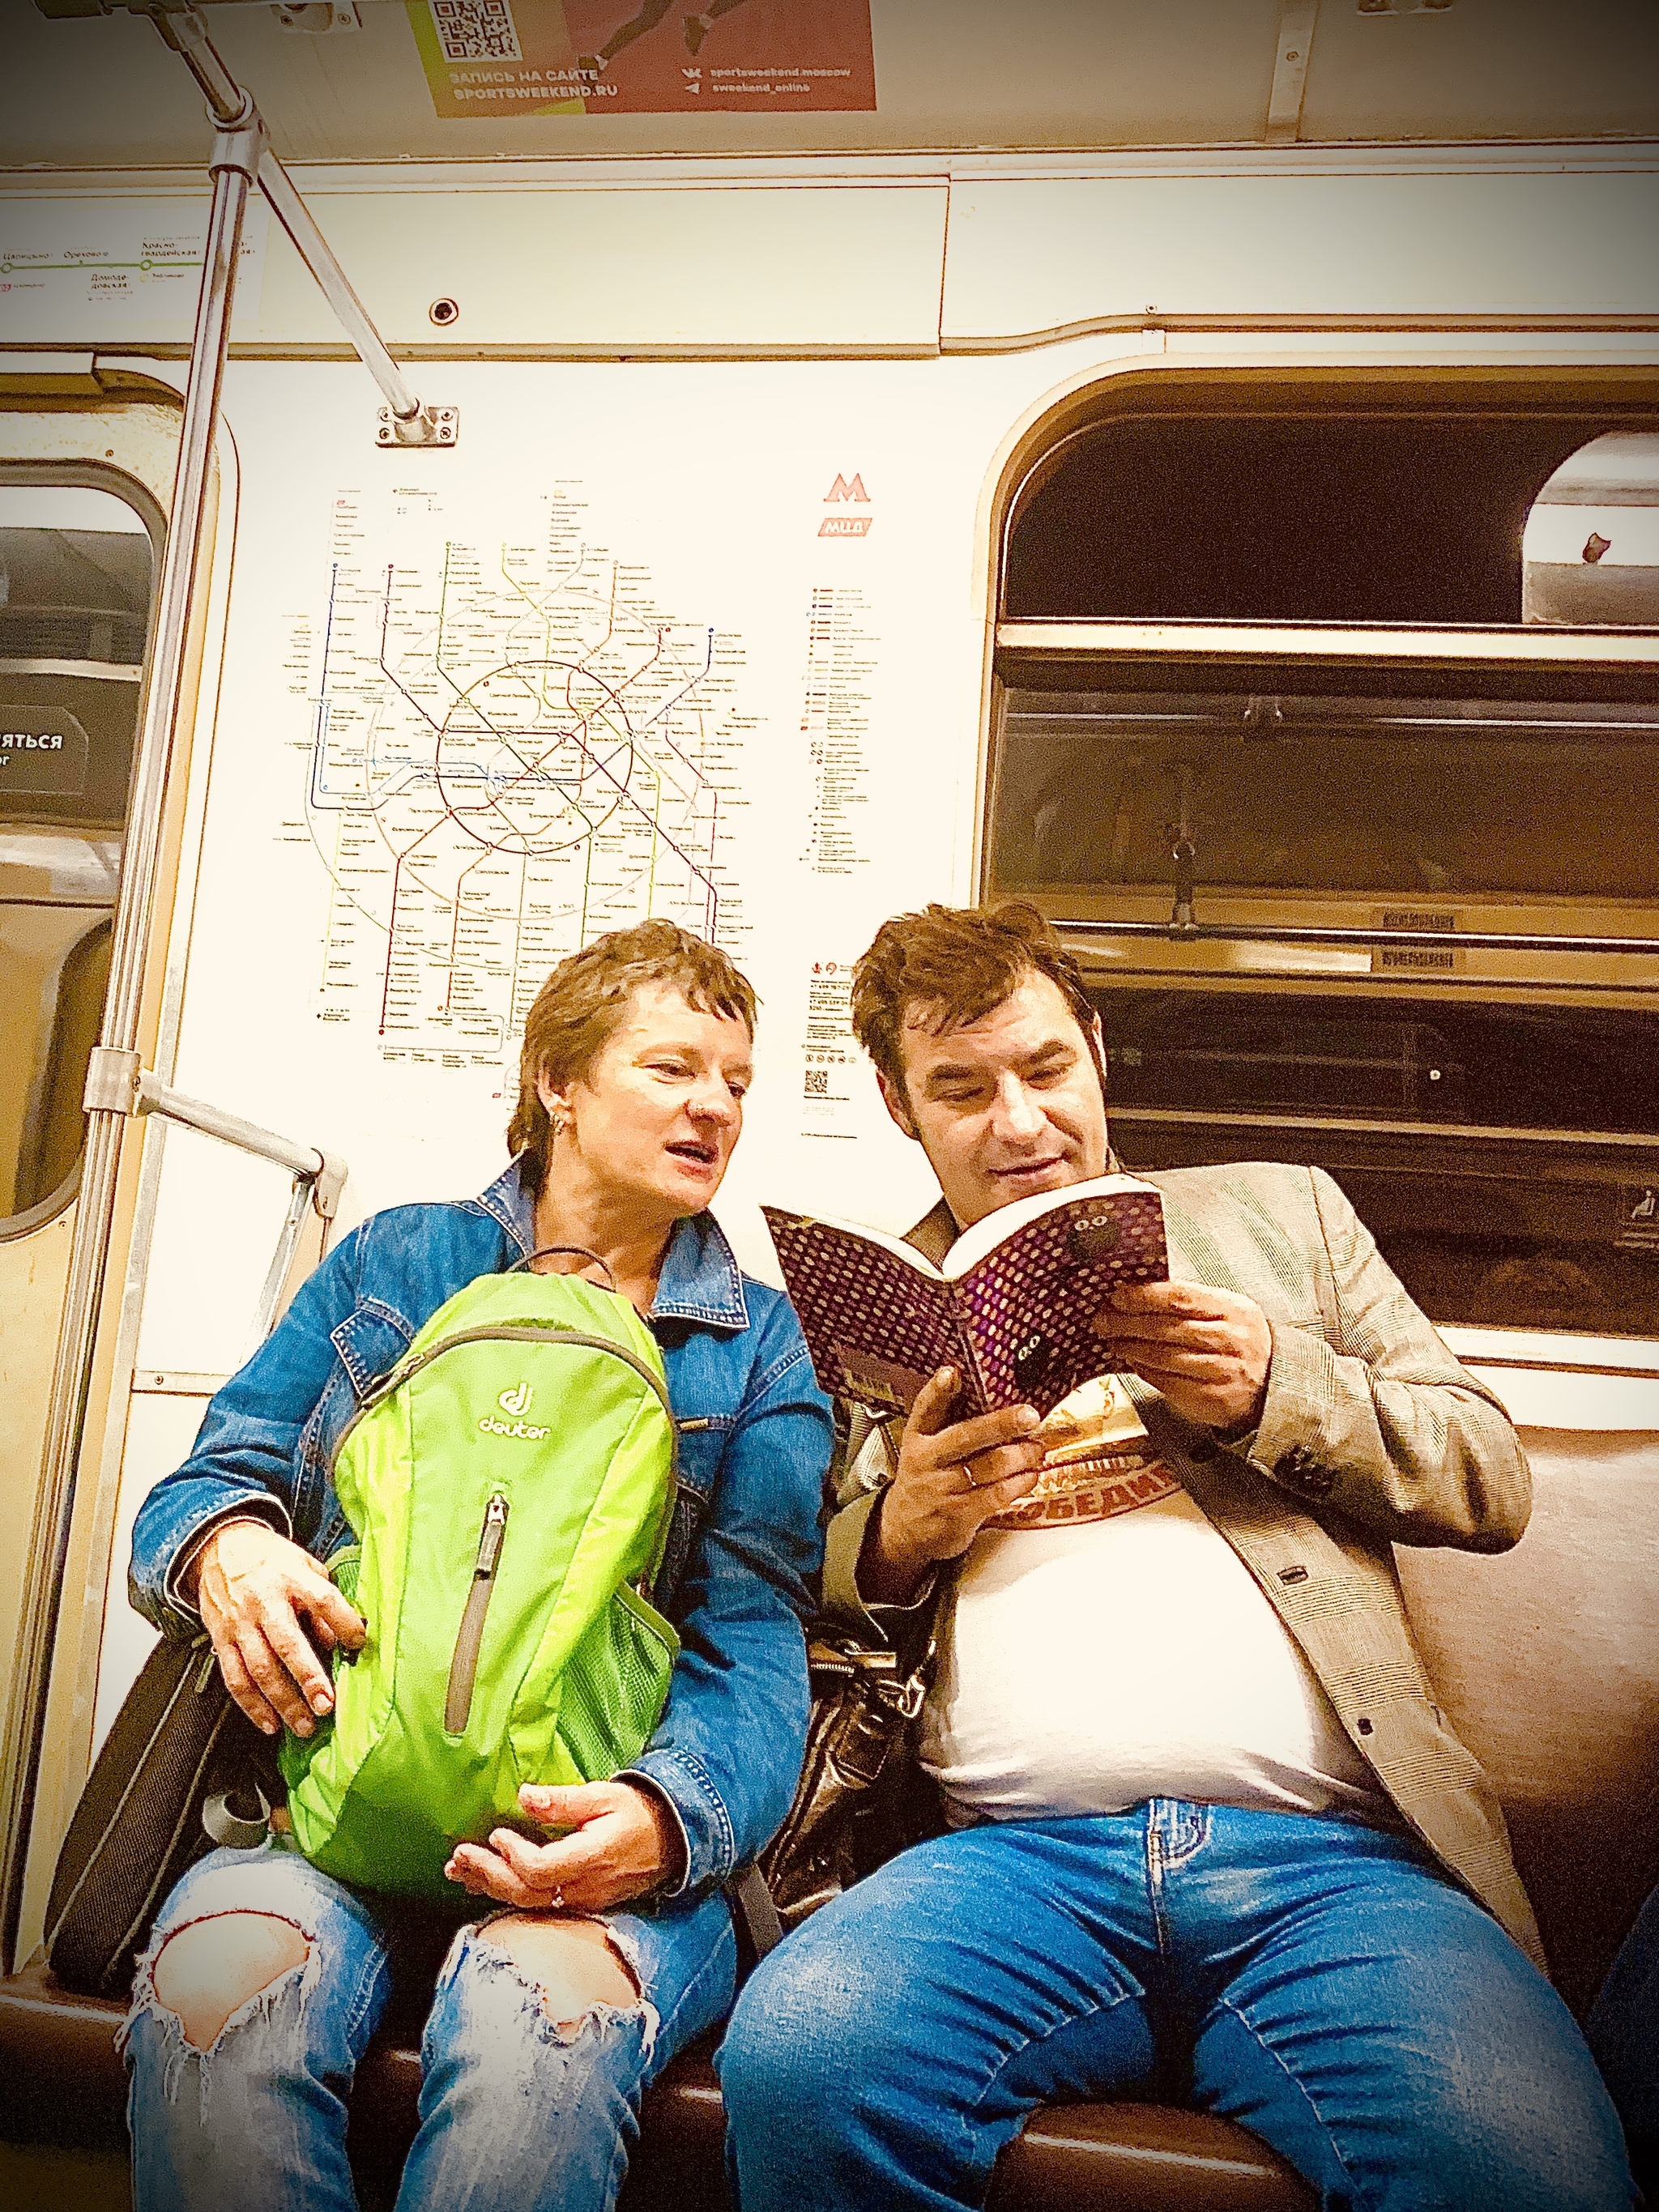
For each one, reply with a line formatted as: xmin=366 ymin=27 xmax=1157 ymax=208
xmin=409 ymin=0 xmax=876 ymax=117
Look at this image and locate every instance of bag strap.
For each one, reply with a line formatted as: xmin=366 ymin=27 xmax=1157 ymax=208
xmin=731 ymin=1864 xmax=785 ymax=1959
xmin=508 ymin=1244 xmax=617 ymax=1290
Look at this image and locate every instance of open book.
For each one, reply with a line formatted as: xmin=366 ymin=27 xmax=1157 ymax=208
xmin=761 ymin=1174 xmax=1167 ymax=1420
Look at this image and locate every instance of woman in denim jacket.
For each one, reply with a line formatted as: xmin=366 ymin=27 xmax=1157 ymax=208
xmin=122 ymin=922 xmax=831 ymax=2212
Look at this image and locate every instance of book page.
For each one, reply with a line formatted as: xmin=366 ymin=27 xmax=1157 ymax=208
xmin=942 ymin=1174 xmax=1162 ymax=1279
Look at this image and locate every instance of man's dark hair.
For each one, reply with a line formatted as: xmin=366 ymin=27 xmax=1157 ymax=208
xmin=850 ymin=901 xmax=1103 ymax=1106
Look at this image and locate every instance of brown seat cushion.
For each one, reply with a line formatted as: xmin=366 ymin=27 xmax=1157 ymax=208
xmin=1397 ymin=1426 xmax=1659 ymax=2020
xmin=0 ymin=1962 xmax=1311 ymax=2210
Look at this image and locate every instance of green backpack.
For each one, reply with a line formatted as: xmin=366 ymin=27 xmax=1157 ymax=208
xmin=280 ymin=1264 xmax=680 ymax=1902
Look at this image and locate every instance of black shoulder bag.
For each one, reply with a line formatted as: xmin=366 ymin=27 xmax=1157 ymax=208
xmin=45 ymin=1630 xmax=279 ymax=1998
xmin=759 ymin=1610 xmax=940 ymax=1934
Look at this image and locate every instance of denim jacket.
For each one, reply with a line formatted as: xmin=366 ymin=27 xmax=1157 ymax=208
xmin=128 ymin=1160 xmax=834 ymax=1899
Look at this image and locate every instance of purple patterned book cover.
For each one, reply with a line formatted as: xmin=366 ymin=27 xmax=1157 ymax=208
xmin=761 ymin=1210 xmax=973 ymax=1417
xmin=762 ymin=1180 xmax=1167 ymax=1419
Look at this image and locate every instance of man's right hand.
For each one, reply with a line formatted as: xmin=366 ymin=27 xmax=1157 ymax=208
xmin=186 ymin=1520 xmax=367 ymax=1738
xmin=859 ymin=1368 xmax=1047 ymax=1607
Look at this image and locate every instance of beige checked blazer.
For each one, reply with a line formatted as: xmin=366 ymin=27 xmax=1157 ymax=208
xmin=821 ymin=1161 xmax=1545 ymax=1971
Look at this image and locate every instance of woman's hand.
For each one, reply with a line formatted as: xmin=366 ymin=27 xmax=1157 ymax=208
xmin=187 ymin=1519 xmax=366 ymax=1738
xmin=444 ymin=1781 xmax=683 ymax=1912
xmin=859 ymin=1366 xmax=1047 ymax=1607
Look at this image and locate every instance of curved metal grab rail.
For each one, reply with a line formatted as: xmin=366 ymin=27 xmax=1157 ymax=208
xmin=83 ymin=1046 xmax=348 ymax=1342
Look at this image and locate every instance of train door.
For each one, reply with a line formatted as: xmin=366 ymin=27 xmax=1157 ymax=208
xmin=0 ymin=373 xmax=228 ymax=1969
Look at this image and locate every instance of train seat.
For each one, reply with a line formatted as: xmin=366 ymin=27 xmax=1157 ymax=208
xmin=2 ymin=1422 xmax=1654 ymax=2207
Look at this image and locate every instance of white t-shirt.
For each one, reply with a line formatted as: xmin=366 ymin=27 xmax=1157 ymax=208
xmin=919 ymin=1377 xmax=1387 ymax=1825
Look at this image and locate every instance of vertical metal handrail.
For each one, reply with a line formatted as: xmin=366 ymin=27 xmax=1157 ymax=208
xmin=250 ymin=1174 xmax=321 ymax=1346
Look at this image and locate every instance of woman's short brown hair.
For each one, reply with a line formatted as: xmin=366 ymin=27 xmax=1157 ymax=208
xmin=508 ymin=920 xmax=758 ymax=1195
xmin=850 ymin=901 xmax=1101 ymax=1106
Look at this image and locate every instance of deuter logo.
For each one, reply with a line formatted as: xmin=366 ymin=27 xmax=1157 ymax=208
xmin=479 ymin=1379 xmax=548 ymax=1440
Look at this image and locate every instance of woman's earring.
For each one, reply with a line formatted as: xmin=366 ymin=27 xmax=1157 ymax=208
xmin=549 ymin=1110 xmax=568 ymax=1140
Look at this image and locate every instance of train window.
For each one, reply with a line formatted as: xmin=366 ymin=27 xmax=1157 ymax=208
xmin=991 ymin=688 xmax=1659 ymax=901
xmin=1003 ymin=412 xmax=1635 ymax=627
xmin=991 ymin=395 xmax=1659 ymax=1340
xmin=1524 ymin=433 xmax=1659 ymax=628
xmin=987 ymin=676 xmax=1659 ymax=1338
xmin=0 ymin=483 xmax=151 ymax=1233
xmin=1098 ymin=991 xmax=1659 ymax=1338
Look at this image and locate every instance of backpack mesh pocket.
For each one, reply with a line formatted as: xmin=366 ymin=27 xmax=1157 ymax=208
xmin=557 ymin=1583 xmax=678 ymax=1780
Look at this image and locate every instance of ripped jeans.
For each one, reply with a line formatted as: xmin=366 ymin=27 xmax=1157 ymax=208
xmin=122 ymin=1841 xmax=736 ymax=2212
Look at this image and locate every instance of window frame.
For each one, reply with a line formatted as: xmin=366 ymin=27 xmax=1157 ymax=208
xmin=976 ymin=363 xmax=1659 ymax=1344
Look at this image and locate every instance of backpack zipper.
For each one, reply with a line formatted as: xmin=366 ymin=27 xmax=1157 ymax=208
xmin=444 ymin=1493 xmax=509 ymax=1735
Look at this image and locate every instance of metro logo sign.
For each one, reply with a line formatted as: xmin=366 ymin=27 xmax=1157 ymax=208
xmin=821 ymin=471 xmax=872 ymax=537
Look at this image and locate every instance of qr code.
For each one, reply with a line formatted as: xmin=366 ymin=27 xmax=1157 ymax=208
xmin=804 ymin=1069 xmax=829 ymax=1096
xmin=429 ymin=0 xmax=522 ymax=62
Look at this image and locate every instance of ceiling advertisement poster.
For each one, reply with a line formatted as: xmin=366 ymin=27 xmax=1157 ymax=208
xmin=407 ymin=0 xmax=876 ymax=119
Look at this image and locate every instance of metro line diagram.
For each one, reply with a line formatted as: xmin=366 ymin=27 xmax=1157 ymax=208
xmin=296 ymin=484 xmax=750 ymax=1063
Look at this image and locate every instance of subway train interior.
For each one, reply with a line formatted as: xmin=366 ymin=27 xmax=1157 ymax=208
xmin=2 ymin=0 xmax=1657 ymax=2204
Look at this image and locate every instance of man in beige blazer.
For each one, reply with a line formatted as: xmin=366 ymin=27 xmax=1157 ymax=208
xmin=721 ymin=901 xmax=1632 ymax=2212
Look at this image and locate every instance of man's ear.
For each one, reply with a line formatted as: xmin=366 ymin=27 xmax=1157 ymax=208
xmin=876 ymin=1069 xmax=919 ymax=1142
xmin=1090 ymin=1011 xmax=1108 ymax=1089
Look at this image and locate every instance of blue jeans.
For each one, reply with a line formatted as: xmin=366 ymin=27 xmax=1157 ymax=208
xmin=719 ymin=1803 xmax=1634 ymax=2212
xmin=122 ymin=1842 xmax=736 ymax=2212
xmin=1588 ymin=1878 xmax=1659 ymax=2193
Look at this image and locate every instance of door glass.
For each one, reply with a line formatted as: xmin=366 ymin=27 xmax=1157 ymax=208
xmin=0 ymin=484 xmax=151 ymax=1230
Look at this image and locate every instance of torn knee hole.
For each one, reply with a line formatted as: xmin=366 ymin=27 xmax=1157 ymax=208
xmin=477 ymin=1912 xmax=642 ymax=2031
xmin=151 ymin=1912 xmax=313 ymax=2053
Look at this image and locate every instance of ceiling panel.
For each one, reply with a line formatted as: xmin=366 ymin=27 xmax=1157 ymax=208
xmin=1 ymin=0 xmax=1656 ymax=172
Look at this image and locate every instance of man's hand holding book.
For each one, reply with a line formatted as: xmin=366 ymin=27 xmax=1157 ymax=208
xmin=860 ymin=1280 xmax=1273 ymax=1606
xmin=859 ymin=1370 xmax=1049 ymax=1607
xmin=1091 ymin=1281 xmax=1273 ymax=1434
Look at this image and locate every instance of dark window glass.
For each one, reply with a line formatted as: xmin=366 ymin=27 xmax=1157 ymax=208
xmin=992 ymin=689 xmax=1659 ymax=901
xmin=1004 ymin=414 xmax=1634 ymax=625
xmin=1103 ymin=991 xmax=1655 ymax=1139
xmin=1098 ymin=989 xmax=1659 ymax=1338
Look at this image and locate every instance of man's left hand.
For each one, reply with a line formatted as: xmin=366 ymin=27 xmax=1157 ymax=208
xmin=1093 ymin=1280 xmax=1273 ymax=1431
xmin=444 ymin=1780 xmax=682 ymax=1912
